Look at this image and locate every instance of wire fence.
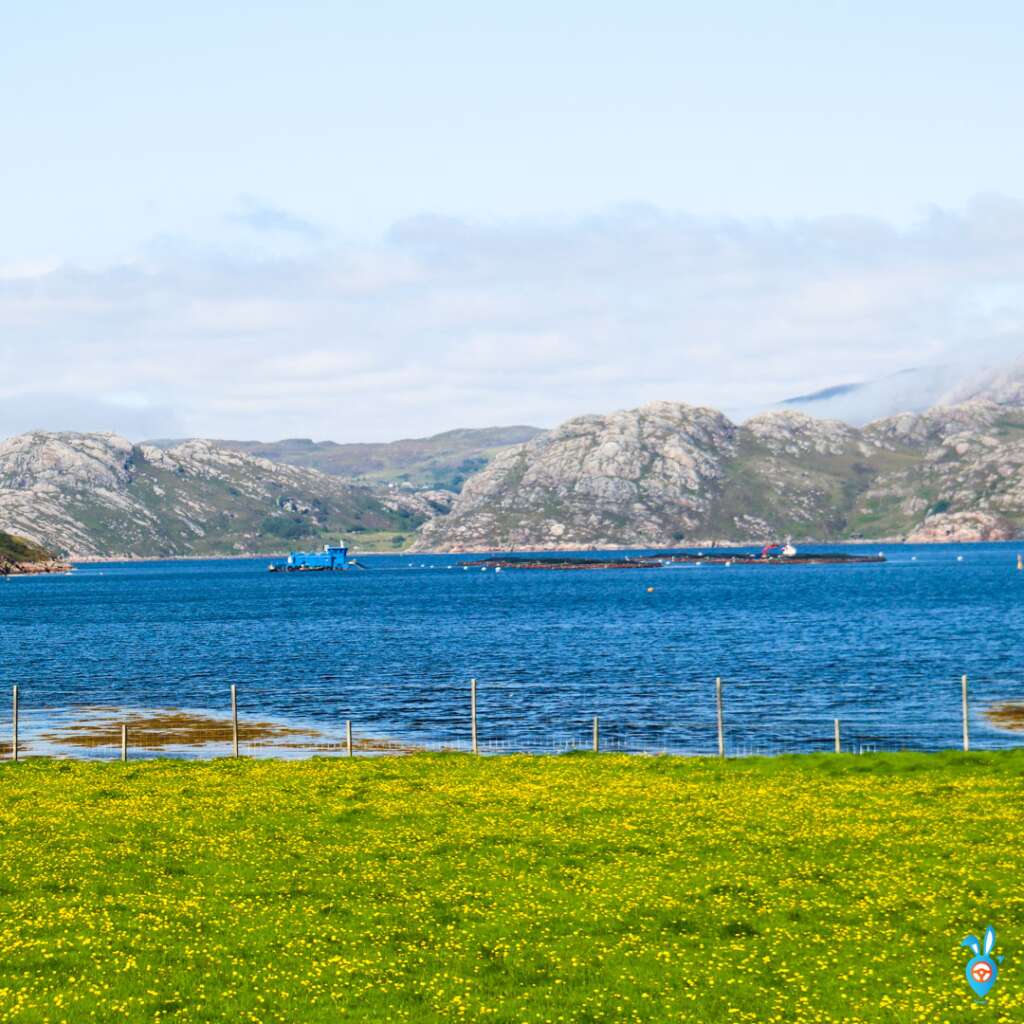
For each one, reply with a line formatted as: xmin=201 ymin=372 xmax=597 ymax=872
xmin=5 ymin=674 xmax=1020 ymax=763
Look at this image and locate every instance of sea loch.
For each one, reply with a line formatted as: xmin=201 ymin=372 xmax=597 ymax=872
xmin=3 ymin=543 xmax=1024 ymax=757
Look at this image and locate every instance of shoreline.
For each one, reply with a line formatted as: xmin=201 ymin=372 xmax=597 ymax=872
xmin=63 ymin=536 xmax=1024 ymax=564
xmin=1 ymin=559 xmax=73 ymax=576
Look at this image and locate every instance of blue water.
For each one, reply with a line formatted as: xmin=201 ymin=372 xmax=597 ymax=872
xmin=3 ymin=543 xmax=1024 ymax=756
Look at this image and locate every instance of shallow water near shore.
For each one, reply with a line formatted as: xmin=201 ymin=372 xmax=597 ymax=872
xmin=3 ymin=542 xmax=1024 ymax=758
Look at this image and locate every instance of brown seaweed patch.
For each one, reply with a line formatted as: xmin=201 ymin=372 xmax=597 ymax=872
xmin=984 ymin=701 xmax=1024 ymax=732
xmin=41 ymin=709 xmax=321 ymax=748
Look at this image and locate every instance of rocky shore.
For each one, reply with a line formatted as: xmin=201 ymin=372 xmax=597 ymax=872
xmin=0 ymin=557 xmax=73 ymax=576
xmin=0 ymin=528 xmax=71 ymax=575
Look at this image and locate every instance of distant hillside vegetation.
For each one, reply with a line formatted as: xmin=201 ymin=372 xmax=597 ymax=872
xmin=154 ymin=426 xmax=544 ymax=491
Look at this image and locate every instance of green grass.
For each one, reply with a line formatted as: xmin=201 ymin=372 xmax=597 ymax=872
xmin=345 ymin=530 xmax=415 ymax=551
xmin=1 ymin=752 xmax=1022 ymax=1022
xmin=0 ymin=530 xmax=53 ymax=563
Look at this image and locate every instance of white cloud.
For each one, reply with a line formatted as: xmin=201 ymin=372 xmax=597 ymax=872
xmin=0 ymin=259 xmax=62 ymax=281
xmin=0 ymin=393 xmax=184 ymax=440
xmin=229 ymin=196 xmax=324 ymax=240
xmin=4 ymin=196 xmax=1024 ymax=442
xmin=448 ymin=331 xmax=582 ymax=372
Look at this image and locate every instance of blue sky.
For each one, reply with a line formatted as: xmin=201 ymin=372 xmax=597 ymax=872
xmin=2 ymin=2 xmax=1024 ymax=440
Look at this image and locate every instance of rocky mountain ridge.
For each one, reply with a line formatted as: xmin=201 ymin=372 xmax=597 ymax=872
xmin=0 ymin=432 xmax=447 ymax=558
xmin=411 ymin=400 xmax=1024 ymax=551
xmin=6 ymin=397 xmax=1024 ymax=558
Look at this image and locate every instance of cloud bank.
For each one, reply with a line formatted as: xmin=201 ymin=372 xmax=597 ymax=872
xmin=4 ymin=196 xmax=1024 ymax=442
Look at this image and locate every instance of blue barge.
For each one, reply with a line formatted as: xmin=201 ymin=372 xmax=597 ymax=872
xmin=268 ymin=542 xmax=350 ymax=572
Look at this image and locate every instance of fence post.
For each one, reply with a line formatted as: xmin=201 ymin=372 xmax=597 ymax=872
xmin=231 ymin=684 xmax=239 ymax=758
xmin=120 ymin=722 xmax=127 ymax=763
xmin=11 ymin=685 xmax=18 ymax=763
xmin=962 ymin=674 xmax=970 ymax=752
xmin=834 ymin=718 xmax=841 ymax=754
xmin=715 ymin=677 xmax=724 ymax=758
xmin=345 ymin=719 xmax=353 ymax=758
xmin=592 ymin=716 xmax=599 ymax=753
xmin=470 ymin=678 xmax=478 ymax=754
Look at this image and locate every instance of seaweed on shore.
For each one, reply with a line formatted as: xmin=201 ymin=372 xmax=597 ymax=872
xmin=41 ymin=709 xmax=314 ymax=748
xmin=36 ymin=707 xmax=422 ymax=754
xmin=984 ymin=701 xmax=1024 ymax=732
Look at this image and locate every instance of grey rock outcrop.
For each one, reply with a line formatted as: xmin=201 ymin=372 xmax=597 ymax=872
xmin=905 ymin=512 xmax=1018 ymax=543
xmin=415 ymin=402 xmax=736 ymax=551
xmin=0 ymin=432 xmax=440 ymax=557
xmin=412 ymin=400 xmax=1024 ymax=551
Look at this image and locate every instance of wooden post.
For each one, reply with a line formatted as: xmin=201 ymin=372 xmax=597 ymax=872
xmin=11 ymin=685 xmax=18 ymax=763
xmin=592 ymin=716 xmax=599 ymax=753
xmin=833 ymin=718 xmax=841 ymax=754
xmin=120 ymin=722 xmax=127 ymax=762
xmin=962 ymin=674 xmax=970 ymax=752
xmin=345 ymin=719 xmax=353 ymax=758
xmin=470 ymin=678 xmax=478 ymax=754
xmin=231 ymin=684 xmax=239 ymax=758
xmin=715 ymin=677 xmax=724 ymax=758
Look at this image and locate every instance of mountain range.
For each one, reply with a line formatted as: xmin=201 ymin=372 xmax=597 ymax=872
xmin=0 ymin=433 xmax=453 ymax=558
xmin=5 ymin=361 xmax=1024 ymax=557
xmin=412 ymin=400 xmax=1024 ymax=551
xmin=147 ymin=426 xmax=542 ymax=490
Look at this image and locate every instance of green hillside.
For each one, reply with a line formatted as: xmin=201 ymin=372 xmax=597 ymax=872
xmin=0 ymin=529 xmax=52 ymax=562
xmin=188 ymin=425 xmax=544 ymax=490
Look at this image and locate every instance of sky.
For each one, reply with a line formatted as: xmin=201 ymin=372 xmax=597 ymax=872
xmin=2 ymin=1 xmax=1024 ymax=441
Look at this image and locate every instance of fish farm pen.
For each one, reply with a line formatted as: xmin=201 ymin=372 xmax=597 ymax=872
xmin=461 ymin=549 xmax=887 ymax=570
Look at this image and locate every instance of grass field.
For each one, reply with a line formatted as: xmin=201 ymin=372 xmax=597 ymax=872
xmin=0 ymin=752 xmax=1022 ymax=1023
